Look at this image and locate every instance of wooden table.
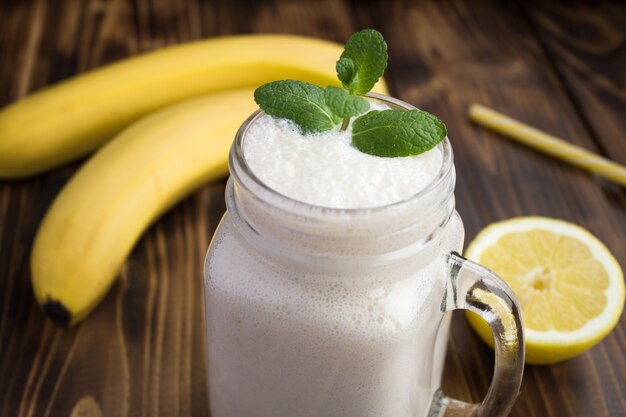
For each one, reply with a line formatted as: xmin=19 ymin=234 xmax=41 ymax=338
xmin=1 ymin=1 xmax=625 ymax=416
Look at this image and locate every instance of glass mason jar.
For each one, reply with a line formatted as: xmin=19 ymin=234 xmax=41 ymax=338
xmin=204 ymin=94 xmax=524 ymax=417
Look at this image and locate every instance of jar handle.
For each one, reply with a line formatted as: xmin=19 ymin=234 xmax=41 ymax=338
xmin=429 ymin=252 xmax=525 ymax=417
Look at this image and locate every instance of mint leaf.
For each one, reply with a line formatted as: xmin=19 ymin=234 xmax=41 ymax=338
xmin=336 ymin=57 xmax=358 ymax=92
xmin=254 ymin=80 xmax=341 ymax=133
xmin=337 ymin=29 xmax=388 ymax=95
xmin=323 ymin=86 xmax=369 ymax=118
xmin=352 ymin=109 xmax=447 ymax=157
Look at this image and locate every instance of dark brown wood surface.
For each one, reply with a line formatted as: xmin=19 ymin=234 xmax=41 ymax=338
xmin=1 ymin=1 xmax=625 ymax=416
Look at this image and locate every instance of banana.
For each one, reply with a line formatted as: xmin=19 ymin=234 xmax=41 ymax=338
xmin=0 ymin=35 xmax=387 ymax=178
xmin=31 ymin=89 xmax=259 ymax=326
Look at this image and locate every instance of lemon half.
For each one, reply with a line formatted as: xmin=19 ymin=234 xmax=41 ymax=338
xmin=464 ymin=216 xmax=625 ymax=365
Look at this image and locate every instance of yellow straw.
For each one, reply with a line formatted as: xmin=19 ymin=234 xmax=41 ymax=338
xmin=468 ymin=103 xmax=626 ymax=187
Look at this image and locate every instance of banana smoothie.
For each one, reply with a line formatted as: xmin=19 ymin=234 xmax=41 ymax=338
xmin=204 ymin=29 xmax=523 ymax=417
xmin=204 ymin=97 xmax=464 ymax=417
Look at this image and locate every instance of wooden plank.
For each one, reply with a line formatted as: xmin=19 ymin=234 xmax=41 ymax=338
xmin=351 ymin=1 xmax=625 ymax=416
xmin=524 ymin=1 xmax=626 ymax=166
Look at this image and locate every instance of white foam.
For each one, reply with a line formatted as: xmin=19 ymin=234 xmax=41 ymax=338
xmin=243 ymin=102 xmax=443 ymax=209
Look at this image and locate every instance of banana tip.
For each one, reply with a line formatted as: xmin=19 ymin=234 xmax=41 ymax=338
xmin=42 ymin=300 xmax=72 ymax=327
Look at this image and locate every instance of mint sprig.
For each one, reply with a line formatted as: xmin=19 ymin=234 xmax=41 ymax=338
xmin=352 ymin=110 xmax=447 ymax=157
xmin=337 ymin=29 xmax=388 ymax=95
xmin=253 ymin=29 xmax=448 ymax=157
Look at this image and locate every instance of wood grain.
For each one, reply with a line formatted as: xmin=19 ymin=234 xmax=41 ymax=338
xmin=524 ymin=1 xmax=626 ymax=166
xmin=0 ymin=1 xmax=624 ymax=416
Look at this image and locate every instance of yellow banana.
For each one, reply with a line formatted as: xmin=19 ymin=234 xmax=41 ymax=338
xmin=31 ymin=89 xmax=259 ymax=325
xmin=0 ymin=35 xmax=387 ymax=178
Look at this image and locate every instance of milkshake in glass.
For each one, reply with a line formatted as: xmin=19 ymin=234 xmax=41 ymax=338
xmin=203 ymin=93 xmax=524 ymax=417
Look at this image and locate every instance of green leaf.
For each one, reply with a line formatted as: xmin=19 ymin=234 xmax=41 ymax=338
xmin=336 ymin=57 xmax=359 ymax=92
xmin=323 ymin=86 xmax=369 ymax=118
xmin=336 ymin=29 xmax=388 ymax=95
xmin=254 ymin=80 xmax=341 ymax=133
xmin=352 ymin=109 xmax=447 ymax=157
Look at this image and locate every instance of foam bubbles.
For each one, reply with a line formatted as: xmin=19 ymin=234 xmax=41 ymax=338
xmin=243 ymin=103 xmax=444 ymax=209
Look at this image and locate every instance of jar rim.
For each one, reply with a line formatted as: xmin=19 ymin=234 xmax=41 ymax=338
xmin=229 ymin=92 xmax=454 ymax=218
